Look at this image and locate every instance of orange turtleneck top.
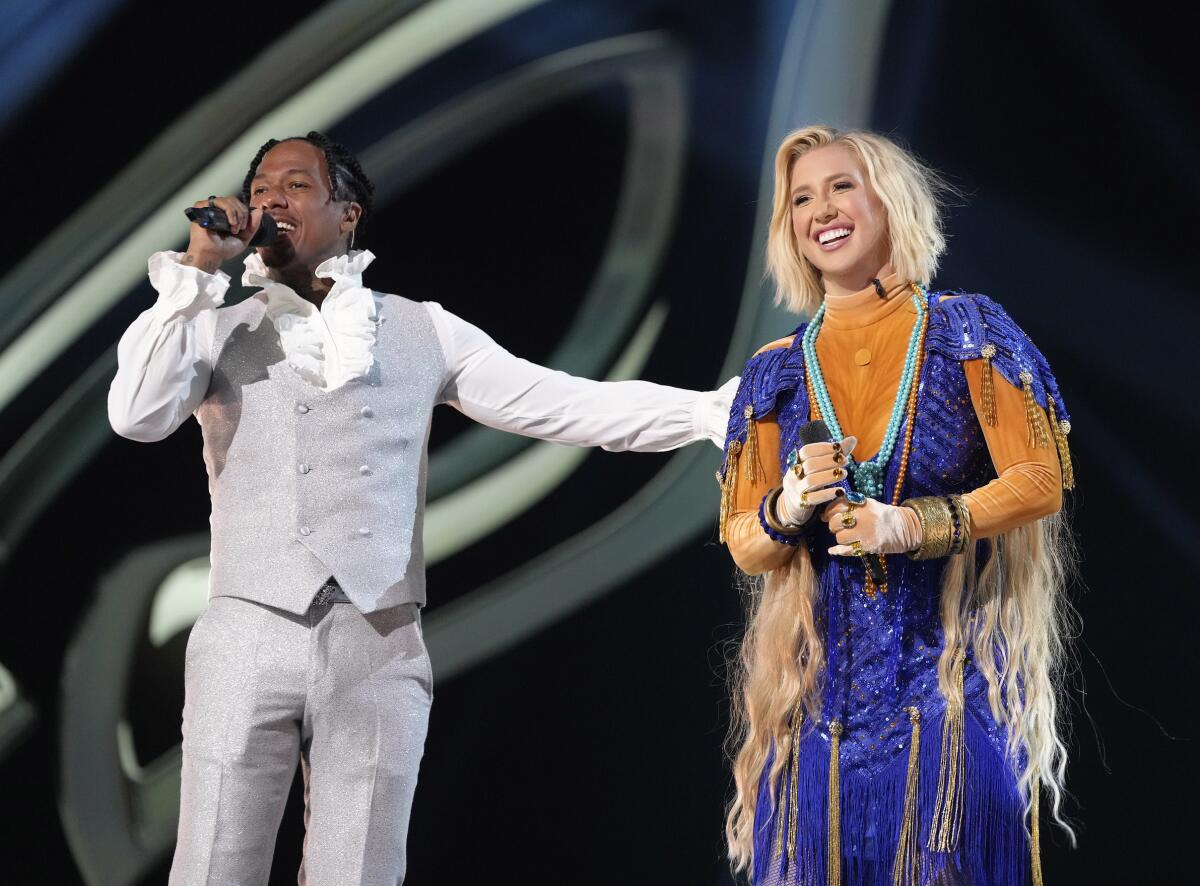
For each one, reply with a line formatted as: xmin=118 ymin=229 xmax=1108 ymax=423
xmin=726 ymin=276 xmax=1063 ymax=575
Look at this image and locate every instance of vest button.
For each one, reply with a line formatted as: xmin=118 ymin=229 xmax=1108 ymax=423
xmin=300 ymin=526 xmax=312 ymax=536
xmin=296 ymin=403 xmax=310 ymax=414
xmin=358 ymin=527 xmax=371 ymax=537
xmin=298 ymin=463 xmax=310 ymax=474
xmin=359 ymin=465 xmax=371 ymax=475
xmin=360 ymin=406 xmax=374 ymax=418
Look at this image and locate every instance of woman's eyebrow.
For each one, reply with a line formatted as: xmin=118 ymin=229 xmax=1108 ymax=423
xmin=791 ymin=171 xmax=854 ymax=194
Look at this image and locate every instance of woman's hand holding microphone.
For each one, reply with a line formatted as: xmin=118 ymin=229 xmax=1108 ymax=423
xmin=768 ymin=436 xmax=857 ymax=530
xmin=766 ymin=434 xmax=925 ymax=558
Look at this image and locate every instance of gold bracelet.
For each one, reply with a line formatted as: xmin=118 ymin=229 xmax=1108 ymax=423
xmin=763 ymin=486 xmax=806 ymax=535
xmin=903 ymin=496 xmax=955 ymax=560
xmin=945 ymin=494 xmax=973 ymax=556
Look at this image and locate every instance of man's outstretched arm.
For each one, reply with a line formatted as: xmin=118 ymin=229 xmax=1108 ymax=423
xmin=427 ymin=302 xmax=735 ymax=452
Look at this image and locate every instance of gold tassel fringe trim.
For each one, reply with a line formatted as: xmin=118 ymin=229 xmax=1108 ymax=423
xmin=787 ymin=711 xmax=803 ymax=862
xmin=1019 ymin=371 xmax=1050 ymax=449
xmin=743 ymin=405 xmax=761 ymax=484
xmin=928 ymin=650 xmax=966 ymax=852
xmin=1047 ymin=400 xmax=1075 ymax=490
xmin=771 ymin=709 xmax=804 ymax=866
xmin=828 ymin=720 xmax=843 ymax=886
xmin=772 ymin=739 xmax=787 ymax=862
xmin=980 ymin=343 xmax=997 ymax=427
xmin=1031 ymin=776 xmax=1044 ymax=886
xmin=717 ymin=440 xmax=741 ymax=543
xmin=892 ymin=707 xmax=922 ymax=886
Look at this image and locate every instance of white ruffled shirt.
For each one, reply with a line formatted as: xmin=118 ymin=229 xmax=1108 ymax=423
xmin=109 ymin=250 xmax=735 ymax=452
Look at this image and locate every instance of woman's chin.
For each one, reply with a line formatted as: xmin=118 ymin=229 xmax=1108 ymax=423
xmin=806 ymin=251 xmax=861 ymax=280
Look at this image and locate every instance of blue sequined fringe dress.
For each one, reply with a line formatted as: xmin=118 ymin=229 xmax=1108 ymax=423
xmin=722 ymin=293 xmax=1072 ymax=886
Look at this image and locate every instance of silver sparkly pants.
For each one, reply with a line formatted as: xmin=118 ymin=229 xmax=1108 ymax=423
xmin=169 ymin=595 xmax=433 ymax=886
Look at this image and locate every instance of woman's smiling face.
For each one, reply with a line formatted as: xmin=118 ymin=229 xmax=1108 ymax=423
xmin=789 ymin=143 xmax=892 ymax=295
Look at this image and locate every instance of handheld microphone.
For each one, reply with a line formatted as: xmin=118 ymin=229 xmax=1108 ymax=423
xmin=797 ymin=419 xmax=888 ymax=584
xmin=184 ymin=206 xmax=278 ymax=246
xmin=797 ymin=419 xmax=853 ymax=498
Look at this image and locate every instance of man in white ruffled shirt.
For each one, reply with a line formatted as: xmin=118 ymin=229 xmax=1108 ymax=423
xmin=108 ymin=131 xmax=735 ymax=885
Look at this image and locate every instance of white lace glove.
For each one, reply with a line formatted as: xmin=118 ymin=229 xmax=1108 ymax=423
xmin=821 ymin=496 xmax=923 ymax=556
xmin=776 ymin=436 xmax=857 ymax=526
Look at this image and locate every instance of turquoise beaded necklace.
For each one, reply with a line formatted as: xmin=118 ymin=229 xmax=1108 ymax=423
xmin=801 ymin=286 xmax=927 ymax=499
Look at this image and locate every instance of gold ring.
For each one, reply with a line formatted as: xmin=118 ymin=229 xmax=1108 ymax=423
xmin=850 ymin=540 xmax=865 ymax=557
xmin=840 ymin=512 xmax=858 ymax=529
xmin=833 ymin=452 xmax=845 ymax=464
xmin=799 ymin=490 xmax=810 ymax=508
xmin=831 ymin=441 xmax=843 ymax=454
xmin=792 ymin=464 xmax=804 ymax=478
xmin=832 ymin=467 xmax=845 ymax=480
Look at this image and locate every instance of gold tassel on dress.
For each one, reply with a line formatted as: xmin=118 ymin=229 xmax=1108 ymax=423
xmin=772 ymin=740 xmax=787 ymax=863
xmin=928 ymin=650 xmax=966 ymax=852
xmin=1047 ymin=400 xmax=1076 ymax=490
xmin=1019 ymin=371 xmax=1050 ymax=449
xmin=787 ymin=710 xmax=803 ymax=862
xmin=892 ymin=707 xmax=922 ymax=886
xmin=1030 ymin=776 xmax=1044 ymax=886
xmin=743 ymin=405 xmax=761 ymax=483
xmin=772 ymin=709 xmax=804 ymax=866
xmin=828 ymin=720 xmax=843 ymax=886
xmin=717 ymin=440 xmax=742 ymax=543
xmin=979 ymin=343 xmax=997 ymax=427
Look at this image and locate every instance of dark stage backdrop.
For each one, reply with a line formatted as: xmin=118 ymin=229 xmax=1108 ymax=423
xmin=0 ymin=2 xmax=1194 ymax=884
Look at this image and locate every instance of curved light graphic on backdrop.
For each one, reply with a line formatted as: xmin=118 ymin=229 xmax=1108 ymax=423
xmin=12 ymin=0 xmax=894 ymax=883
xmin=0 ymin=29 xmax=688 ymax=561
xmin=0 ymin=0 xmax=543 ymax=407
xmin=41 ymin=6 xmax=692 ymax=884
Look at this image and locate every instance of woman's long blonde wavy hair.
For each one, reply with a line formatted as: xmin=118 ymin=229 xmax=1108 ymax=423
xmin=725 ymin=126 xmax=1079 ymax=874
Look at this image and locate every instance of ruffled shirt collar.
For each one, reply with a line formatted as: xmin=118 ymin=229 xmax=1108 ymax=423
xmin=242 ymin=249 xmax=379 ymax=390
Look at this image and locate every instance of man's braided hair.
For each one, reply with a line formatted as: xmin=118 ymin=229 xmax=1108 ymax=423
xmin=241 ymin=131 xmax=375 ymax=246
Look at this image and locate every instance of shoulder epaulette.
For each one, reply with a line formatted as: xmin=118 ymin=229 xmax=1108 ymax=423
xmin=927 ymin=293 xmax=1074 ymax=489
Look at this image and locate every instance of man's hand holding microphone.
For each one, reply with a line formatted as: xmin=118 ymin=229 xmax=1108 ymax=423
xmin=181 ymin=196 xmax=273 ymax=273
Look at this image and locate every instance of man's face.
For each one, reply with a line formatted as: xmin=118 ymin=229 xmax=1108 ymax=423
xmin=249 ymin=140 xmax=354 ymax=271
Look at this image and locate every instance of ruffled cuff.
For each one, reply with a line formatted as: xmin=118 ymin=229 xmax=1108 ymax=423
xmin=147 ymin=251 xmax=229 ymax=324
xmin=696 ymin=376 xmax=740 ymax=449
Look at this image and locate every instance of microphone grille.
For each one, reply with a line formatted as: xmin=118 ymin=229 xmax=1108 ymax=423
xmin=249 ymin=213 xmax=279 ymax=247
xmin=797 ymin=419 xmax=832 ymax=446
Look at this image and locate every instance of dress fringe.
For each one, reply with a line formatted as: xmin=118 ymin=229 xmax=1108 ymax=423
xmin=755 ymin=708 xmax=1033 ymax=885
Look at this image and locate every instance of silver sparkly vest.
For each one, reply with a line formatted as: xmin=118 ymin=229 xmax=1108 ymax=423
xmin=195 ymin=293 xmax=445 ymax=614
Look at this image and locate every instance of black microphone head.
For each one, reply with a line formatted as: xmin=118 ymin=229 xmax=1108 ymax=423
xmin=797 ymin=419 xmax=833 ymax=446
xmin=249 ymin=213 xmax=278 ymax=247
